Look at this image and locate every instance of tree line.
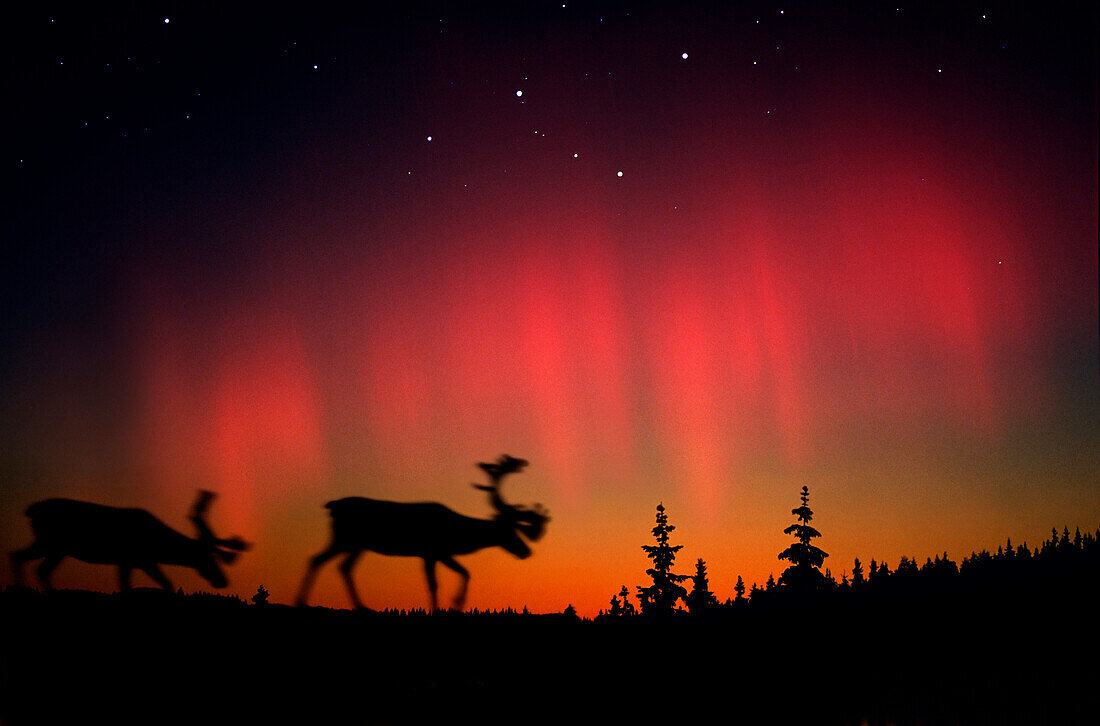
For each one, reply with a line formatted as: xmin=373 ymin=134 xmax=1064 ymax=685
xmin=602 ymin=486 xmax=1100 ymax=618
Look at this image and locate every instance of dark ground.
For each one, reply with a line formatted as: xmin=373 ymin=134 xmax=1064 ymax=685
xmin=2 ymin=574 xmax=1096 ymax=726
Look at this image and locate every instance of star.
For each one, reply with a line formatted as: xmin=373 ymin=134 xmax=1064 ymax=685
xmin=681 ymin=52 xmax=689 ymax=60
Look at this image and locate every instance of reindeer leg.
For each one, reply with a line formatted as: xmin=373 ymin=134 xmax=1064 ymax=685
xmin=10 ymin=543 xmax=45 ymax=587
xmin=118 ymin=565 xmax=133 ymax=591
xmin=439 ymin=557 xmax=470 ymax=611
xmin=423 ymin=559 xmax=439 ymax=612
xmin=36 ymin=554 xmax=63 ymax=590
xmin=339 ymin=550 xmax=366 ymax=610
xmin=296 ymin=544 xmax=343 ymax=607
xmin=141 ymin=563 xmax=173 ymax=591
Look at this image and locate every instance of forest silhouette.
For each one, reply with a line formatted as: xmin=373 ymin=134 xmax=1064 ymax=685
xmin=3 ymin=467 xmax=1097 ymax=725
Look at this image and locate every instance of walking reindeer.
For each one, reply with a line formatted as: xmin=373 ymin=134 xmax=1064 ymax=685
xmin=296 ymin=455 xmax=549 ymax=611
xmin=11 ymin=490 xmax=248 ymax=592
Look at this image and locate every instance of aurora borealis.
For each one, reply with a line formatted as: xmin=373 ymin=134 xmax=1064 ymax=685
xmin=2 ymin=1 xmax=1096 ymax=616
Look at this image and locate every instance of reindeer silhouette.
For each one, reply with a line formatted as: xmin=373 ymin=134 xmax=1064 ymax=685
xmin=296 ymin=454 xmax=549 ymax=611
xmin=11 ymin=490 xmax=248 ymax=591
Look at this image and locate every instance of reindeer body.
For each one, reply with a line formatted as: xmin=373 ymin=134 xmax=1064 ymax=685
xmin=296 ymin=455 xmax=548 ymax=611
xmin=324 ymin=498 xmax=532 ymax=560
xmin=25 ymin=500 xmax=200 ymax=566
xmin=12 ymin=492 xmax=247 ymax=592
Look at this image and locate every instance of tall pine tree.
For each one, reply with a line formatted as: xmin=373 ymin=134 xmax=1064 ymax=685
xmin=778 ymin=485 xmax=829 ymax=593
xmin=637 ymin=503 xmax=688 ymax=615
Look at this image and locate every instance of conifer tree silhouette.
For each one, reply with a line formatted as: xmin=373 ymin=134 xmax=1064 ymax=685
xmin=733 ymin=575 xmax=747 ymax=605
xmin=852 ymin=557 xmax=865 ymax=587
xmin=777 ymin=485 xmax=829 ymax=593
xmin=686 ymin=558 xmax=718 ymax=613
xmin=636 ymin=503 xmax=688 ymax=615
xmin=619 ymin=585 xmax=636 ymax=616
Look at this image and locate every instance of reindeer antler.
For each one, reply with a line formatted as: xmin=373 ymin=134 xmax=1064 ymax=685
xmin=472 ymin=454 xmax=529 ymax=511
xmin=471 ymin=455 xmax=548 ymax=540
xmin=475 ymin=454 xmax=528 ymax=482
xmin=189 ymin=490 xmax=249 ymax=556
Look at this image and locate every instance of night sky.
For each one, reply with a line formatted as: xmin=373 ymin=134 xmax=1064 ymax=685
xmin=3 ymin=1 xmax=1097 ymax=616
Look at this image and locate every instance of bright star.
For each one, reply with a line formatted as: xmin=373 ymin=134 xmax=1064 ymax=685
xmin=682 ymin=52 xmax=689 ymax=60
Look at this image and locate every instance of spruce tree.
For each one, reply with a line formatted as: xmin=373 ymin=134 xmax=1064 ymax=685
xmin=733 ymin=575 xmax=747 ymax=604
xmin=619 ymin=585 xmax=636 ymax=616
xmin=851 ymin=558 xmax=865 ymax=587
xmin=777 ymin=485 xmax=829 ymax=593
xmin=686 ymin=558 xmax=718 ymax=614
xmin=636 ymin=503 xmax=688 ymax=615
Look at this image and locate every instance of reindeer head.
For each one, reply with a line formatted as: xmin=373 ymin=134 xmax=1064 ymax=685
xmin=189 ymin=490 xmax=250 ymax=588
xmin=473 ymin=455 xmax=549 ymax=557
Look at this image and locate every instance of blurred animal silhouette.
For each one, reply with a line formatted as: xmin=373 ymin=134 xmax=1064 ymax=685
xmin=11 ymin=490 xmax=248 ymax=591
xmin=297 ymin=454 xmax=549 ymax=610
